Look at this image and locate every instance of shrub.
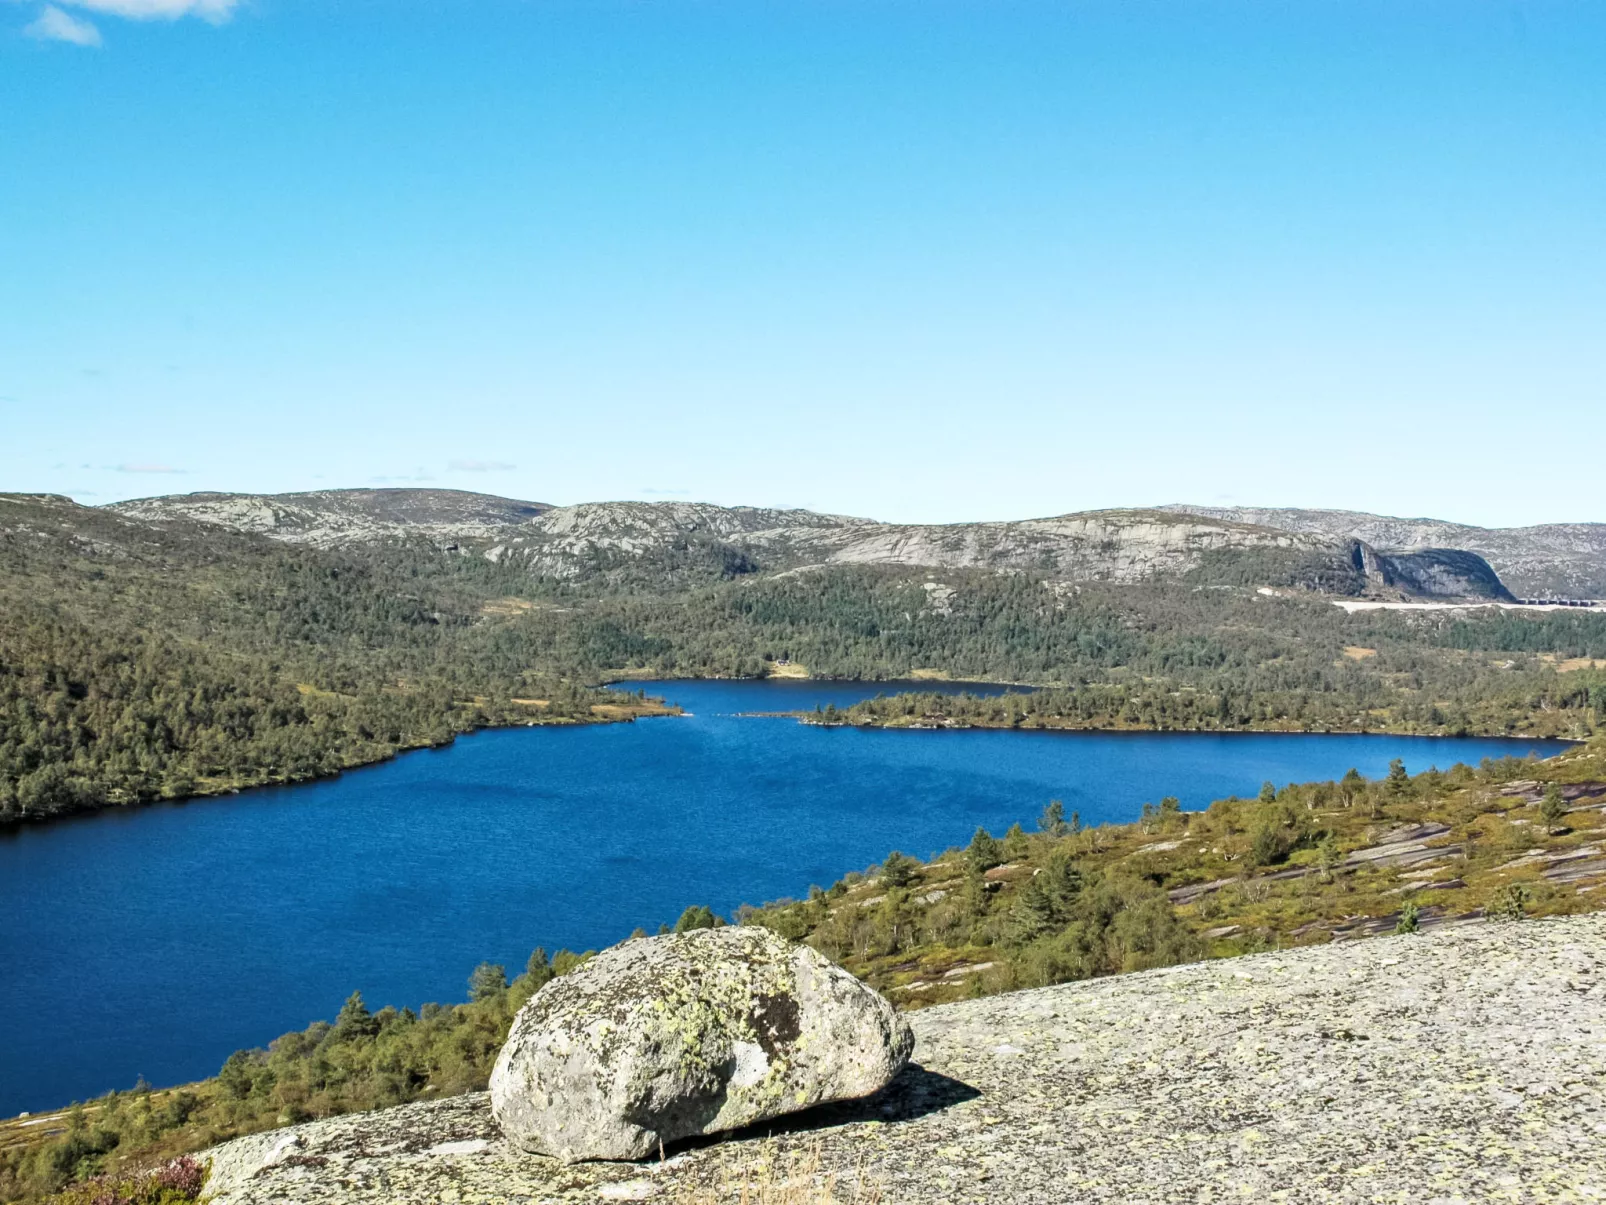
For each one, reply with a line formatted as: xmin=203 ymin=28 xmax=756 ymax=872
xmin=1394 ymin=902 xmax=1420 ymax=934
xmin=1487 ymin=883 xmax=1530 ymax=922
xmin=673 ymin=905 xmax=720 ymax=932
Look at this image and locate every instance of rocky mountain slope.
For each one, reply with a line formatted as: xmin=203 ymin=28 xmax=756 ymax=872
xmin=109 ymin=488 xmax=552 ymax=549
xmin=200 ymin=913 xmax=1606 ymax=1204
xmin=109 ymin=490 xmax=1515 ymax=600
xmin=1169 ymin=504 xmax=1606 ymax=598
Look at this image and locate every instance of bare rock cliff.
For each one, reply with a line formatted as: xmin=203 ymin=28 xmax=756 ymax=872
xmin=1171 ymin=504 xmax=1606 ymax=598
xmin=103 ymin=491 xmax=1515 ymax=598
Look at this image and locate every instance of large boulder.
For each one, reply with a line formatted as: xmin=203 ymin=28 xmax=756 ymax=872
xmin=489 ymin=926 xmax=914 ymax=1161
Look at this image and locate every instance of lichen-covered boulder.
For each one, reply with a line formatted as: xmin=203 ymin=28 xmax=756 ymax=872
xmin=489 ymin=926 xmax=914 ymax=1161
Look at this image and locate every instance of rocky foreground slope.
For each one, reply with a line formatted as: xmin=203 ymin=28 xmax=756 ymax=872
xmin=203 ymin=914 xmax=1606 ymax=1203
xmin=107 ymin=490 xmax=1518 ymax=599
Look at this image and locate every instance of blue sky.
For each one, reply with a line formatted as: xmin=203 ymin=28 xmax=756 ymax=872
xmin=2 ymin=1 xmax=1601 ymax=526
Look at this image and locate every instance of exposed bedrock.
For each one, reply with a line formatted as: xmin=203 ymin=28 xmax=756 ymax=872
xmin=489 ymin=927 xmax=914 ymax=1161
xmin=204 ymin=913 xmax=1606 ymax=1203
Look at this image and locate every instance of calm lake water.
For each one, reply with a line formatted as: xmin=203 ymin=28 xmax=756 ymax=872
xmin=0 ymin=678 xmax=1565 ymax=1115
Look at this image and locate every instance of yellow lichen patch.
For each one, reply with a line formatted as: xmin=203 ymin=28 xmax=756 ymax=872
xmin=668 ymin=1141 xmax=884 ymax=1204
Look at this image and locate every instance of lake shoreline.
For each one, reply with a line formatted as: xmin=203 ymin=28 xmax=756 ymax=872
xmin=0 ymin=698 xmax=679 ymax=833
xmin=0 ymin=679 xmax=1575 ymax=1118
xmin=796 ymin=711 xmax=1580 ymax=744
xmin=9 ymin=671 xmax=1579 ymax=835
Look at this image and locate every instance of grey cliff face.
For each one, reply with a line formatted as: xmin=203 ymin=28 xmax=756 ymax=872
xmin=1171 ymin=503 xmax=1606 ymax=597
xmin=488 ymin=927 xmax=913 ymax=1161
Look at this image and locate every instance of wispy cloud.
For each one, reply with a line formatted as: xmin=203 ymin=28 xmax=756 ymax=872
xmin=114 ymin=462 xmax=184 ymax=474
xmin=25 ymin=6 xmax=101 ymax=46
xmin=449 ymin=459 xmax=517 ymax=473
xmin=21 ymin=0 xmax=238 ymax=44
xmin=641 ymin=487 xmax=691 ymax=497
xmin=61 ymin=0 xmax=237 ymax=22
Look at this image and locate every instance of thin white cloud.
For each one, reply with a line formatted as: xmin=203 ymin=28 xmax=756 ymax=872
xmin=25 ymin=7 xmax=101 ymax=45
xmin=59 ymin=0 xmax=237 ymax=22
xmin=114 ymin=462 xmax=184 ymax=474
xmin=449 ymin=459 xmax=517 ymax=473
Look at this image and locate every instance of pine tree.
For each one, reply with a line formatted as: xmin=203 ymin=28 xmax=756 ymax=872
xmin=967 ymin=826 xmax=1003 ymax=871
xmin=467 ymin=963 xmax=508 ymax=1002
xmin=1039 ymin=799 xmax=1068 ymax=838
xmin=1539 ymin=784 xmax=1568 ymax=834
xmin=333 ymin=990 xmax=379 ymax=1039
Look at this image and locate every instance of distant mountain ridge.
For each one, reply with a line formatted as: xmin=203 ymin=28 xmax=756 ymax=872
xmin=107 ymin=489 xmax=1517 ymax=601
xmin=109 ymin=488 xmax=554 ymax=549
xmin=1166 ymin=505 xmax=1606 ymax=598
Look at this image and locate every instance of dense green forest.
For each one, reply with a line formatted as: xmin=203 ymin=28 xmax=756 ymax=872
xmin=6 ymin=492 xmax=1606 ymax=825
xmin=0 ymin=497 xmax=663 ymax=823
xmin=517 ymin=567 xmax=1606 ymax=737
xmin=7 ymin=741 xmax=1605 ymax=1204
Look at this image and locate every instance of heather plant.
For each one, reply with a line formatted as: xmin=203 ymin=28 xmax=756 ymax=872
xmin=49 ymin=1157 xmax=204 ymax=1205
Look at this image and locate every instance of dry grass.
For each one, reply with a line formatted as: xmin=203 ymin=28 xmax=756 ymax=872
xmin=668 ymin=1143 xmax=883 ymax=1205
xmin=479 ymin=597 xmax=538 ymax=617
xmin=1342 ymin=646 xmax=1379 ymax=660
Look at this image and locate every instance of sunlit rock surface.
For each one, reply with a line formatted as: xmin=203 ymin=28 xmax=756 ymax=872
xmin=490 ymin=927 xmax=913 ymax=1161
xmin=204 ymin=913 xmax=1606 ymax=1202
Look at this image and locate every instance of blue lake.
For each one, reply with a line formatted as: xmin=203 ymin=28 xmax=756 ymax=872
xmin=0 ymin=678 xmax=1566 ymax=1116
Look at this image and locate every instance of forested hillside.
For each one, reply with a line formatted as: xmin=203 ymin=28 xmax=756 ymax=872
xmin=5 ymin=492 xmax=1606 ymax=825
xmin=0 ymin=495 xmax=661 ymax=824
xmin=510 ymin=566 xmax=1606 ymax=738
